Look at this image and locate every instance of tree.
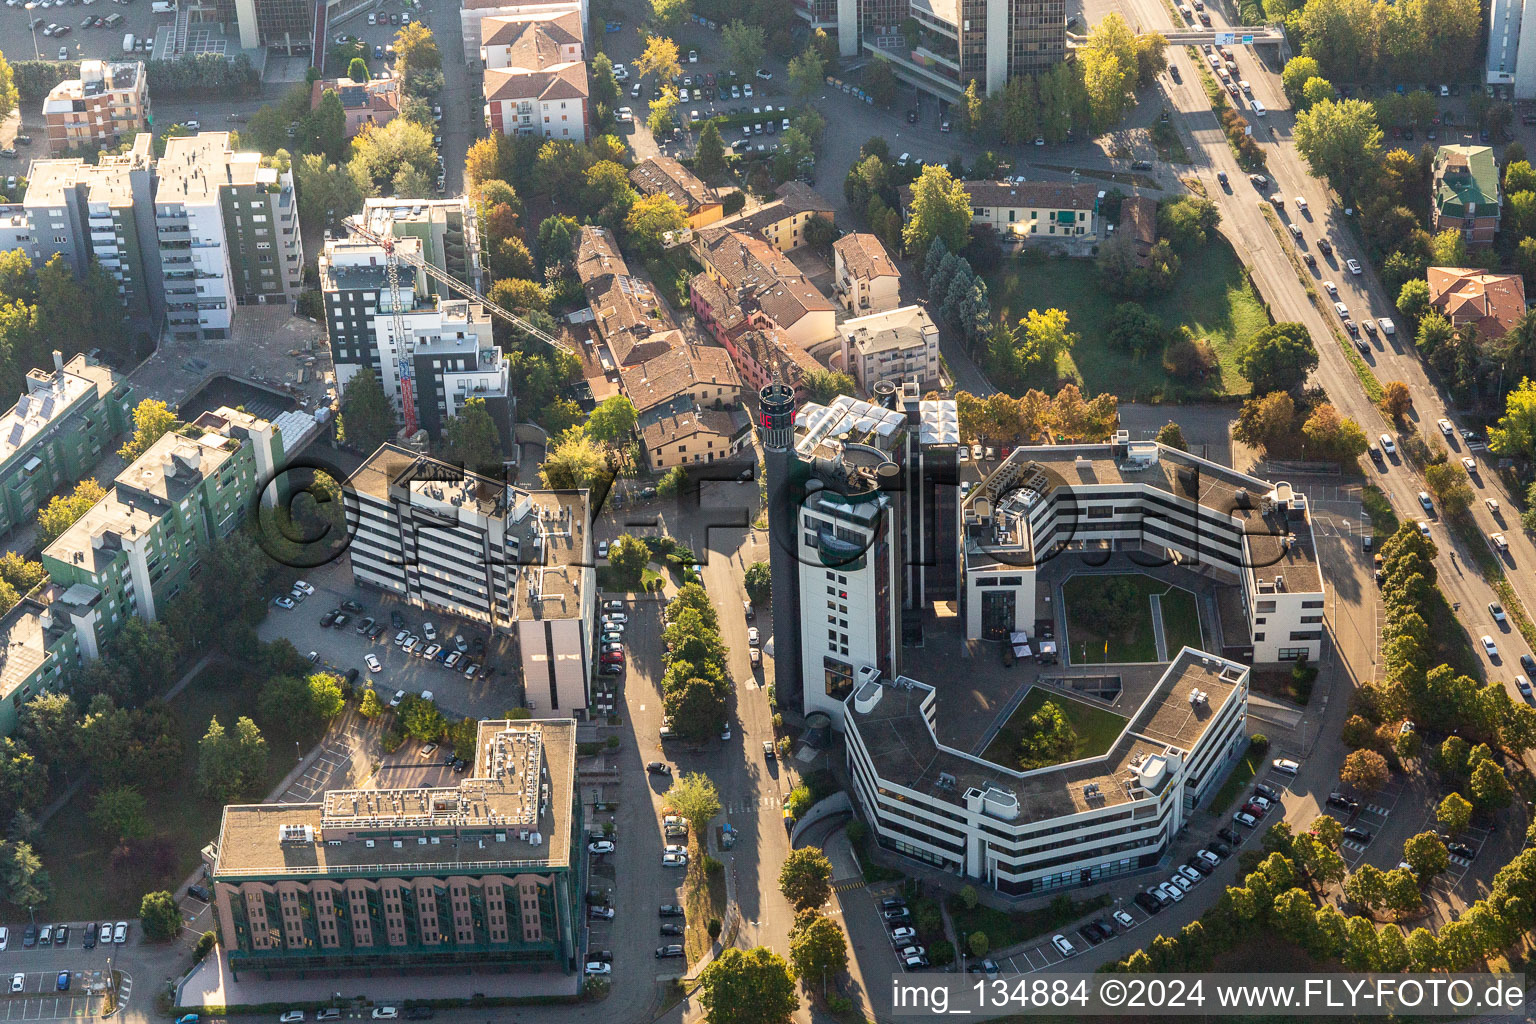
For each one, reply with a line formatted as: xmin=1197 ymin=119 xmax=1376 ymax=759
xmin=1009 ymin=308 xmax=1077 ymax=374
xmin=800 ymin=368 xmax=856 ymax=404
xmin=699 ymin=947 xmax=799 ymax=1024
xmin=1237 ymin=323 xmax=1318 ymax=393
xmin=119 ymin=398 xmax=178 ymax=463
xmin=1402 ymin=831 xmax=1449 ymax=881
xmin=441 ymin=397 xmax=505 ymax=478
xmin=1302 ymin=403 xmax=1369 ymax=461
xmin=1385 ymin=870 xmax=1425 ymax=918
xmin=1469 ymin=756 xmax=1512 ymax=810
xmin=1380 ymin=380 xmax=1412 ymax=420
xmin=651 ymin=0 xmax=689 ymax=28
xmin=37 ymin=478 xmax=106 ymax=545
xmin=1155 ymin=422 xmax=1187 ymax=451
xmin=864 ymin=58 xmax=898 ymax=107
xmin=348 ymin=56 xmax=370 ymax=82
xmin=625 ymin=193 xmax=688 ymax=257
xmin=196 ymin=717 xmax=244 ymax=803
xmin=294 ymin=152 xmax=363 ymax=230
xmin=1340 ymin=749 xmax=1389 ymax=793
xmin=359 ymin=687 xmax=385 ymax=719
xmin=788 ymin=44 xmax=826 ymax=100
xmin=1490 ymin=377 xmax=1536 ymax=461
xmin=1396 ymin=278 xmax=1431 ymax=327
xmin=1429 ymin=228 xmax=1466 ymax=267
xmin=608 ymin=533 xmax=650 ymax=579
xmin=696 ymin=121 xmax=726 ymax=179
xmin=349 ymin=117 xmax=438 ymax=194
xmin=665 ymin=676 xmax=726 ymax=740
xmin=745 ymin=562 xmax=771 ymax=604
xmin=789 ymin=912 xmax=848 ymax=984
xmin=89 ymin=785 xmax=149 ymax=842
xmin=1281 ymin=55 xmax=1321 ymax=103
xmin=339 ymin=367 xmax=394 ymax=453
xmin=586 ymin=395 xmax=637 ymax=444
xmin=1294 ymin=99 xmax=1384 ymax=206
xmin=1017 ymin=699 xmax=1078 ymax=770
xmin=1436 ymin=791 xmax=1471 ymax=835
xmin=903 ymin=165 xmax=972 ymax=256
xmin=657 ymin=465 xmax=688 ymax=499
xmin=722 ymin=20 xmax=767 ymax=77
xmin=2 ymin=841 xmax=50 ymax=909
xmin=637 ymin=35 xmax=682 ymax=83
xmin=779 ymin=847 xmax=833 ymax=911
xmin=539 ymin=426 xmax=612 ymax=489
xmin=590 ymin=53 xmax=621 ymax=114
xmin=1425 ymin=461 xmax=1474 ymax=516
xmin=1157 ymin=197 xmax=1220 ymax=251
xmin=393 ymin=21 xmax=441 ymax=81
xmin=308 ymin=673 xmax=346 ymax=722
xmin=1079 ymin=14 xmax=1136 ymax=129
xmin=139 ymin=890 xmax=182 ymax=941
xmin=667 ymin=771 xmax=721 ymax=833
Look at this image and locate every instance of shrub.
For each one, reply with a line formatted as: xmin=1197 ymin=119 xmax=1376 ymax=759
xmin=704 ymin=854 xmax=724 ymax=875
xmin=381 ymin=728 xmax=404 ymax=754
xmin=708 ymin=918 xmax=722 ymax=938
xmin=194 ymin=931 xmax=216 ymax=960
xmin=826 ymin=995 xmax=853 ymax=1014
xmin=929 ymin=939 xmax=955 ymax=966
xmin=605 ymin=735 xmax=620 ymax=749
xmin=846 ymin=820 xmax=869 ymax=846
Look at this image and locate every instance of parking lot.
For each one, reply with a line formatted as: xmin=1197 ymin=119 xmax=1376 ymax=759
xmin=0 ymin=968 xmax=109 ymax=1021
xmin=0 ymin=0 xmax=170 ymax=69
xmin=256 ymin=560 xmax=521 ymax=723
xmin=1321 ymin=776 xmax=1405 ymax=869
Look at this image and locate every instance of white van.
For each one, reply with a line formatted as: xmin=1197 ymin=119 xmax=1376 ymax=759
xmin=122 ymin=32 xmax=134 ymax=53
xmin=1272 ymin=757 xmax=1300 ymax=775
xmin=151 ymin=1 xmax=174 ymax=12
xmin=1250 ymin=99 xmax=1267 ymax=117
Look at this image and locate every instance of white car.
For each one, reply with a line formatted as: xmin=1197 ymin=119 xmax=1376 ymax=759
xmin=1482 ymin=635 xmax=1500 ymax=658
xmin=890 ymin=926 xmax=916 ymax=942
xmin=1196 ymin=850 xmax=1221 ymax=868
xmin=1417 ymin=520 xmax=1431 ymax=538
xmin=1493 ymin=533 xmax=1509 ymax=552
xmin=1380 ymin=434 xmax=1397 ymax=455
xmin=365 ymin=654 xmax=382 ymax=673
xmin=1438 ymin=418 xmax=1455 ymax=436
xmin=1234 ymin=811 xmax=1258 ymax=827
xmin=1051 ymin=934 xmax=1077 ymax=957
xmin=0 ymin=927 xmax=7 ymax=951
xmin=584 ymin=962 xmax=612 ymax=976
xmin=112 ymin=921 xmax=127 ymax=944
xmin=280 ymin=1012 xmax=306 ymax=1023
xmin=603 ymin=613 xmax=629 ymax=626
xmin=420 ymin=690 xmax=433 ymax=703
xmin=1158 ymin=882 xmax=1185 ymax=903
xmin=1323 ymin=281 xmax=1337 ymax=297
xmin=898 ymin=944 xmax=927 ymax=958
xmin=598 ymin=540 xmax=610 ymax=558
xmin=9 ymin=974 xmax=23 ymax=994
xmin=1171 ymin=874 xmax=1193 ymax=891
xmin=662 ymin=852 xmax=688 ymax=867
xmin=1463 ymin=457 xmax=1478 ymax=474
xmin=402 ymin=636 xmax=419 ymax=653
xmin=1113 ymin=910 xmax=1135 ymax=928
xmin=370 ymin=1010 xmax=398 ymax=1020
xmin=588 ymin=840 xmax=616 ymax=854
xmin=98 ymin=923 xmax=112 ymax=945
xmin=422 ymin=622 xmax=437 ymax=641
xmin=1334 ymin=301 xmax=1349 ymax=319
xmin=1178 ymin=865 xmax=1203 ymax=884
xmin=1346 ymin=258 xmax=1362 ymax=275
xmin=273 ymin=596 xmax=296 ymax=609
xmin=293 ymin=580 xmax=315 ymax=596
xmin=1378 ymin=317 xmax=1396 ymax=335
xmin=1491 ymin=602 xmax=1508 ymax=623
xmin=1294 ymin=196 xmax=1307 ymax=211
xmin=390 ymin=690 xmax=405 ymax=707
xmin=747 ymin=627 xmax=760 ymax=646
xmin=393 ymin=629 xmax=409 ymax=646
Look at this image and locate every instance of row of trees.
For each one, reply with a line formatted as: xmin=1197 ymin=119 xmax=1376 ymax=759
xmin=659 ymin=581 xmax=731 ymax=742
xmin=1284 ymin=0 xmax=1483 ymax=85
xmin=923 ymin=237 xmax=992 ymax=362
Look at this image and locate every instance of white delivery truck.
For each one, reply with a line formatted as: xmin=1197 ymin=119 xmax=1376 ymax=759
xmin=122 ymin=33 xmax=135 ymax=53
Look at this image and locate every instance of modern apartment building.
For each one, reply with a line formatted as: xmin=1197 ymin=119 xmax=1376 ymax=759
xmin=359 ymin=197 xmax=485 ymax=295
xmin=0 ymin=352 xmax=132 ymax=540
xmin=24 ymin=134 xmax=162 ymax=326
xmin=320 ymin=238 xmax=512 ymax=445
xmin=42 ymin=60 xmax=150 ymax=156
xmin=156 ymin=133 xmax=304 ymax=339
xmin=832 ymin=232 xmax=901 ymax=315
xmin=344 ymin=446 xmax=597 ymax=714
xmin=1432 ymin=145 xmax=1502 ymax=247
xmin=41 ymin=406 xmax=283 ymax=651
xmin=206 ymin=719 xmax=583 ymax=978
xmin=961 ymin=439 xmax=1325 ymax=663
xmin=838 ymin=305 xmax=941 ymax=392
xmin=844 ymin=649 xmax=1251 ymax=894
xmin=0 ymin=588 xmax=87 ymax=739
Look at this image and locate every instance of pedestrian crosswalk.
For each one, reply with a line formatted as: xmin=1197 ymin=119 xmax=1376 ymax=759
xmin=723 ymin=795 xmax=784 ymax=814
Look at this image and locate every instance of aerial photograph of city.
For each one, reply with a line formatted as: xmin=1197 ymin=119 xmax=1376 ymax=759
xmin=0 ymin=0 xmax=1532 ymax=1019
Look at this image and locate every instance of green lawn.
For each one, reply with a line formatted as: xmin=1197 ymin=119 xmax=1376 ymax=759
xmin=986 ymin=237 xmax=1269 ymax=402
xmin=1361 ymin=484 xmax=1399 ymax=542
xmin=1206 ymin=742 xmax=1264 ymax=817
xmin=980 ymin=686 xmax=1128 ymax=769
xmin=948 ymin=892 xmax=1112 ymax=951
xmin=29 ymin=664 xmax=320 ymax=921
xmin=1158 ymin=587 xmax=1204 ymax=656
xmin=1063 ymin=573 xmax=1198 ymax=663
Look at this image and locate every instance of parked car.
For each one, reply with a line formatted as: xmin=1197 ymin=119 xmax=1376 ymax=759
xmin=659 ymin=904 xmax=685 ymax=917
xmin=1448 ymin=842 xmax=1475 ymax=859
xmin=587 ymin=840 xmax=616 ymax=854
xmin=1234 ymin=811 xmax=1258 ymax=827
xmin=1343 ymin=826 xmax=1373 ymax=843
xmin=112 ymin=921 xmax=127 ymax=943
xmin=656 ymin=945 xmax=685 ymax=958
xmin=647 ymin=761 xmax=671 ymax=775
xmin=889 ymin=926 xmax=916 ymax=943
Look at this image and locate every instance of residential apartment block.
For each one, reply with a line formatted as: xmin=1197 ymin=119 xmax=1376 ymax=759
xmin=838 ymin=305 xmax=940 ymax=392
xmin=692 ymin=227 xmax=836 ymax=349
xmin=206 ymin=719 xmax=582 ymax=978
xmin=41 ymin=406 xmax=284 ymax=653
xmin=156 ymin=132 xmax=304 ymax=339
xmin=832 ymin=232 xmax=901 ymax=315
xmin=458 ymin=0 xmax=583 ymax=62
xmin=42 ymin=60 xmax=150 ymax=156
xmin=320 ymin=238 xmax=512 ymax=445
xmin=0 ymin=589 xmax=85 ymax=739
xmin=309 ymin=77 xmax=400 ymax=139
xmin=616 ymin=343 xmax=741 ymax=419
xmin=481 ymin=9 xmax=589 ymax=143
xmin=629 ymin=157 xmax=722 ymax=230
xmin=344 ymin=446 xmax=597 ymax=713
xmin=722 ymin=181 xmax=833 ymax=253
xmin=638 ymin=406 xmax=752 ymax=471
xmin=1432 ymin=145 xmax=1501 ymax=246
xmin=575 ymin=226 xmax=682 ymax=366
xmin=902 ymin=179 xmax=1100 ymax=241
xmin=359 ymin=197 xmax=485 ymax=295
xmin=688 ymin=274 xmax=822 ymax=395
xmin=845 ymin=649 xmax=1251 ymax=894
xmin=0 ymin=352 xmax=132 ymax=540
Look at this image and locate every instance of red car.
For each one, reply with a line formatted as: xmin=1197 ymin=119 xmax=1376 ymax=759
xmin=1242 ymin=802 xmax=1267 ymax=818
xmin=601 ymin=651 xmax=625 ymax=664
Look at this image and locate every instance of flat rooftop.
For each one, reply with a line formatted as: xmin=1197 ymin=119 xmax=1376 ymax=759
xmin=0 ymin=355 xmax=118 ymax=466
xmin=849 ymin=648 xmax=1249 ymax=824
xmin=963 ymin=442 xmax=1320 ymax=593
xmin=158 ymin=133 xmax=271 ymax=204
xmin=513 ymin=490 xmax=589 ymax=620
xmin=212 ymin=720 xmax=576 ymax=879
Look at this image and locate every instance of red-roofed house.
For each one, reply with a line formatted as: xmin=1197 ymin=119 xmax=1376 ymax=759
xmin=310 ymin=77 xmax=400 ymax=139
xmin=480 ymin=8 xmax=588 ymax=142
xmin=1427 ymin=267 xmax=1527 ymax=341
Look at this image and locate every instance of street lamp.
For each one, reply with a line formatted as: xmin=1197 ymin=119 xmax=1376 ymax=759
xmin=23 ymin=3 xmax=39 ymax=61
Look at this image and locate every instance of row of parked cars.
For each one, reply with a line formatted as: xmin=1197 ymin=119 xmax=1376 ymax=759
xmin=881 ymin=896 xmax=931 ymax=969
xmin=0 ymin=920 xmax=128 ymax=952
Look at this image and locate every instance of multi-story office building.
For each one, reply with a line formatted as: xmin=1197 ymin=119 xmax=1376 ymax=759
xmin=24 ymin=134 xmax=162 ymax=326
xmin=42 ymin=60 xmax=151 ymax=156
xmin=838 ymin=305 xmax=941 ymax=392
xmin=204 ymin=0 xmax=317 ymax=52
xmin=345 ymin=446 xmax=597 ymax=713
xmin=961 ymin=439 xmax=1325 ymax=663
xmin=320 ymin=238 xmax=512 ymax=445
xmin=206 ymin=719 xmax=582 ymax=978
xmin=156 ymin=132 xmax=304 ymax=340
xmin=0 ymin=352 xmax=132 ymax=540
xmin=41 ymin=406 xmax=283 ymax=650
xmin=359 ymin=197 xmax=485 ymax=296
xmin=844 ymin=648 xmax=1251 ymax=894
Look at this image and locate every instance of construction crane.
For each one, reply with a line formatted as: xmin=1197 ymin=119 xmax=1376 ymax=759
xmin=341 ymin=216 xmax=572 ymax=437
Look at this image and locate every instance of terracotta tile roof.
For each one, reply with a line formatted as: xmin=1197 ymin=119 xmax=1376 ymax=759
xmin=480 ymin=10 xmax=582 ymax=50
xmin=484 ymin=62 xmax=588 ymax=103
xmin=690 ymin=272 xmax=749 ymax=334
xmin=833 ymin=232 xmax=898 ymax=282
xmin=696 ymin=229 xmax=833 ymax=331
xmin=900 ymin=179 xmax=1100 ymax=212
xmin=576 ymin=225 xmax=625 ymax=283
xmin=1427 ymin=266 xmax=1527 ymax=341
xmin=639 ymin=405 xmax=750 ymax=451
xmin=574 ymin=228 xmax=677 ymax=364
xmin=1120 ymin=195 xmax=1157 ymax=256
xmin=310 ymin=77 xmax=399 ymax=114
xmin=630 ymin=157 xmax=716 ymax=215
xmin=617 ymin=343 xmax=740 ymax=414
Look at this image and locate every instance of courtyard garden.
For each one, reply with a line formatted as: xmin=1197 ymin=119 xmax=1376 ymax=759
xmin=980 ymin=686 xmax=1129 ymax=770
xmin=1062 ymin=573 xmax=1203 ymax=664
